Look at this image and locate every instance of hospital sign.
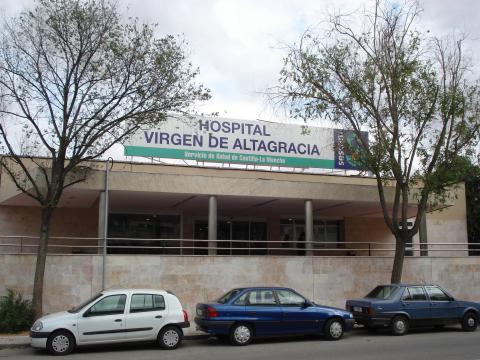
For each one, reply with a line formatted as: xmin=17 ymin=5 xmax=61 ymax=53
xmin=124 ymin=116 xmax=367 ymax=170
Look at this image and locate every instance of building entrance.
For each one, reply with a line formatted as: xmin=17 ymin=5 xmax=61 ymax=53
xmin=193 ymin=219 xmax=267 ymax=255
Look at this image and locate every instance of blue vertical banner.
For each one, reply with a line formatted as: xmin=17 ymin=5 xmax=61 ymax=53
xmin=334 ymin=129 xmax=368 ymax=170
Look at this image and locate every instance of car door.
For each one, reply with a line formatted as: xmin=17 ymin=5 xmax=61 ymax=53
xmin=425 ymin=286 xmax=458 ymax=323
xmin=243 ymin=289 xmax=282 ymax=336
xmin=400 ymin=287 xmax=431 ymax=325
xmin=276 ymin=289 xmax=318 ymax=334
xmin=124 ymin=293 xmax=168 ymax=340
xmin=77 ymin=294 xmax=127 ymax=344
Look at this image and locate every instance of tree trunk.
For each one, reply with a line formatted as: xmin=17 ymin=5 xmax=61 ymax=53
xmin=32 ymin=206 xmax=54 ymax=319
xmin=390 ymin=235 xmax=407 ymax=283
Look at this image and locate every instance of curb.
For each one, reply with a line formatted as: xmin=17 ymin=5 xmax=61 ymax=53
xmin=0 ymin=334 xmax=210 ymax=350
xmin=0 ymin=343 xmax=30 ymax=350
xmin=184 ymin=334 xmax=210 ymax=340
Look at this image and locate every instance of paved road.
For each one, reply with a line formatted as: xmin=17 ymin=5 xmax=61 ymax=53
xmin=2 ymin=327 xmax=480 ymax=360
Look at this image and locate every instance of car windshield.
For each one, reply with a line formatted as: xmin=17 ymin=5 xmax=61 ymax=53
xmin=68 ymin=293 xmax=103 ymax=313
xmin=365 ymin=286 xmax=399 ymax=300
xmin=216 ymin=289 xmax=242 ymax=304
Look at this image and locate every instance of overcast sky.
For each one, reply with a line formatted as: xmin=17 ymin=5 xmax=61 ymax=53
xmin=1 ymin=0 xmax=479 ymax=126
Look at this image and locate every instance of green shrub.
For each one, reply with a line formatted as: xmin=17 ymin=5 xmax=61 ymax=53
xmin=0 ymin=289 xmax=34 ymax=333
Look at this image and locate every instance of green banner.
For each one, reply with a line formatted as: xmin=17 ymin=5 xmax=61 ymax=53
xmin=124 ymin=146 xmax=335 ymax=168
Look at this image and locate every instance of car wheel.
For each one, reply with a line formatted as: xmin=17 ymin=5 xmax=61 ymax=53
xmin=46 ymin=330 xmax=75 ymax=356
xmin=462 ymin=312 xmax=478 ymax=332
xmin=158 ymin=326 xmax=182 ymax=350
xmin=230 ymin=323 xmax=253 ymax=346
xmin=324 ymin=318 xmax=344 ymax=340
xmin=391 ymin=315 xmax=409 ymax=336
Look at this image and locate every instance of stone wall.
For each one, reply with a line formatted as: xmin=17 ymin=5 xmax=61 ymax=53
xmin=1 ymin=254 xmax=479 ymax=334
xmin=0 ymin=205 xmax=98 ymax=237
xmin=344 ymin=217 xmax=393 ymax=256
xmin=426 ymin=183 xmax=468 ymax=256
xmin=0 ymin=205 xmax=99 ymax=254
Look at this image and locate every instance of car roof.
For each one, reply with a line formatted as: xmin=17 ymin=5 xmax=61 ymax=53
xmin=101 ymin=288 xmax=170 ymax=295
xmin=232 ymin=286 xmax=296 ymax=291
xmin=378 ymin=284 xmax=442 ymax=288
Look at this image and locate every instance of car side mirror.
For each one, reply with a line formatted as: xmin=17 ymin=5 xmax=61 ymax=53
xmin=302 ymin=301 xmax=312 ymax=308
xmin=83 ymin=309 xmax=91 ymax=317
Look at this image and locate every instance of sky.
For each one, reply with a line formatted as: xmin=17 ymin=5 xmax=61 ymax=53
xmin=0 ymin=0 xmax=479 ymax=163
xmin=1 ymin=0 xmax=479 ymax=124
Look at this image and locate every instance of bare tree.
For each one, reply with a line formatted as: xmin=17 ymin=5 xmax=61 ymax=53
xmin=275 ymin=0 xmax=480 ymax=282
xmin=0 ymin=0 xmax=210 ymax=318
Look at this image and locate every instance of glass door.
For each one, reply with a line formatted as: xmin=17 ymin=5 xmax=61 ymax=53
xmin=194 ymin=219 xmax=268 ymax=255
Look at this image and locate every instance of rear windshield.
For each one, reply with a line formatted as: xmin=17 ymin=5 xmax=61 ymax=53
xmin=365 ymin=286 xmax=399 ymax=300
xmin=216 ymin=289 xmax=242 ymax=304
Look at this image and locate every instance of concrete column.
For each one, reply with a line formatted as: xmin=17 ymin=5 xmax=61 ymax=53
xmin=208 ymin=195 xmax=217 ymax=255
xmin=98 ymin=192 xmax=106 ymax=255
xmin=305 ymin=199 xmax=314 ymax=256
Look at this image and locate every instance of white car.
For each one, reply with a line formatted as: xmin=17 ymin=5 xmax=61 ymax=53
xmin=29 ymin=289 xmax=190 ymax=355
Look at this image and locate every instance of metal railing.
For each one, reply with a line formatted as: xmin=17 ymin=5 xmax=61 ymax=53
xmin=0 ymin=235 xmax=477 ymax=256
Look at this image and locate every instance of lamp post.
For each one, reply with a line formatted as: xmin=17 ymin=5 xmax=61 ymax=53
xmin=102 ymin=157 xmax=114 ymax=290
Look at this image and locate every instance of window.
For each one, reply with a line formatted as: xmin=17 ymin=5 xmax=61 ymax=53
xmin=276 ymin=290 xmax=306 ymax=306
xmin=108 ymin=214 xmax=181 ymax=254
xmin=88 ymin=294 xmax=126 ymax=316
xmin=233 ymin=292 xmax=249 ymax=305
xmin=280 ymin=219 xmax=343 ymax=252
xmin=247 ymin=290 xmax=277 ymax=306
xmin=68 ymin=293 xmax=102 ymax=313
xmin=402 ymin=287 xmax=427 ymax=301
xmin=194 ymin=219 xmax=268 ymax=256
xmin=216 ymin=289 xmax=242 ymax=304
xmin=365 ymin=286 xmax=400 ymax=300
xmin=425 ymin=287 xmax=450 ymax=301
xmin=130 ymin=294 xmax=165 ymax=313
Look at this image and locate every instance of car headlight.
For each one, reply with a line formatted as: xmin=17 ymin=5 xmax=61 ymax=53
xmin=348 ymin=313 xmax=354 ymax=318
xmin=31 ymin=321 xmax=43 ymax=332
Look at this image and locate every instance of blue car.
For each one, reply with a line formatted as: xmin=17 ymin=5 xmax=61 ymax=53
xmin=194 ymin=287 xmax=355 ymax=345
xmin=346 ymin=284 xmax=480 ymax=335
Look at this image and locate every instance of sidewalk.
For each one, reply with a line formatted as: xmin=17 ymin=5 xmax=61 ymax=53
xmin=0 ymin=334 xmax=30 ymax=349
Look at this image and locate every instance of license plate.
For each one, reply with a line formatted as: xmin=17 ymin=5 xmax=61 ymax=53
xmin=353 ymin=306 xmax=362 ymax=312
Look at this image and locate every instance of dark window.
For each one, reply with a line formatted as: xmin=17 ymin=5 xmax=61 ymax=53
xmin=217 ymin=220 xmax=233 ymax=255
xmin=403 ymin=287 xmax=427 ymax=301
xmin=130 ymin=294 xmax=165 ymax=313
xmin=402 ymin=289 xmax=412 ymax=301
xmin=88 ymin=294 xmax=126 ymax=316
xmin=425 ymin=286 xmax=450 ymax=301
xmin=247 ymin=290 xmax=277 ymax=306
xmin=216 ymin=289 xmax=242 ymax=304
xmin=249 ymin=222 xmax=268 ymax=255
xmin=276 ymin=290 xmax=305 ymax=306
xmin=233 ymin=292 xmax=249 ymax=306
xmin=280 ymin=219 xmax=343 ymax=254
xmin=365 ymin=286 xmax=400 ymax=300
xmin=232 ymin=221 xmax=250 ymax=255
xmin=108 ymin=214 xmax=181 ymax=254
xmin=193 ymin=220 xmax=209 ymax=255
xmin=194 ymin=219 xmax=268 ymax=256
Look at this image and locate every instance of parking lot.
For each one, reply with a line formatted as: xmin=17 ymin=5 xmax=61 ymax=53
xmin=2 ymin=327 xmax=480 ymax=360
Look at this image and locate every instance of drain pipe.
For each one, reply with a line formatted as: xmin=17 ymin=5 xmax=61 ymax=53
xmin=102 ymin=157 xmax=114 ymax=290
